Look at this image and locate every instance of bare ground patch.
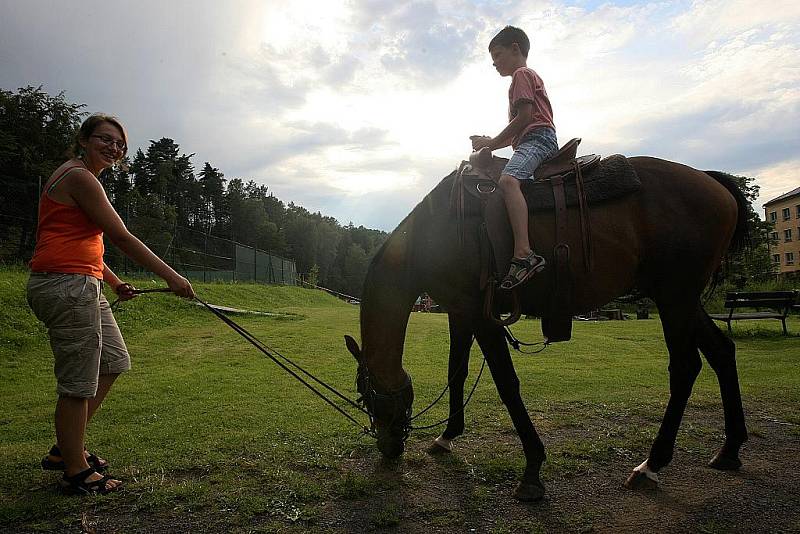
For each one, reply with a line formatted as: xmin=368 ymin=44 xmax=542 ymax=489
xmin=12 ymin=403 xmax=799 ymax=533
xmin=316 ymin=403 xmax=800 ymax=533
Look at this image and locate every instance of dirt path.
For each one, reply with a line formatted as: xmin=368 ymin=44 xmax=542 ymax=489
xmin=321 ymin=406 xmax=800 ymax=533
xmin=40 ymin=405 xmax=798 ymax=533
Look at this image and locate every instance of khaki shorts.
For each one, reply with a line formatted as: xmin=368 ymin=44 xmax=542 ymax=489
xmin=27 ymin=273 xmax=131 ymax=398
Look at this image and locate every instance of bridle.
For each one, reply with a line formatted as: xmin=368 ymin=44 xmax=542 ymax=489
xmin=356 ymin=362 xmax=413 ymax=442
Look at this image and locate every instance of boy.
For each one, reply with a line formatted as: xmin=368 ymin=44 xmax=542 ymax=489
xmin=471 ymin=26 xmax=558 ymax=290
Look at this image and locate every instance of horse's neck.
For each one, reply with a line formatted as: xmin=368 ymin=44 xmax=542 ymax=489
xmin=360 ymin=226 xmax=419 ymax=391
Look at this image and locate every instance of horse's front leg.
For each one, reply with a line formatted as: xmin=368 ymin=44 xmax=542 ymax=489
xmin=475 ymin=319 xmax=546 ymax=501
xmin=428 ymin=313 xmax=474 ymax=454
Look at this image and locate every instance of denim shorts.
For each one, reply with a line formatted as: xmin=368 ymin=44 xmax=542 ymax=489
xmin=503 ymin=127 xmax=559 ymax=180
xmin=27 ymin=273 xmax=131 ymax=398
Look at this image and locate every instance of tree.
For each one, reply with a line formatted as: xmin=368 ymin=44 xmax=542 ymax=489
xmin=0 ymin=86 xmax=84 ymax=259
xmin=0 ymin=87 xmax=389 ymax=294
xmin=198 ymin=162 xmax=226 ymax=231
xmin=131 ymin=138 xmax=197 ymax=226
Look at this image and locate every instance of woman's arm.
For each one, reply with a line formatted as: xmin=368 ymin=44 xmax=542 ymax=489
xmin=68 ymin=171 xmax=194 ymax=298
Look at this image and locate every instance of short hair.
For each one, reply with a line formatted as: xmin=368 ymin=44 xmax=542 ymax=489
xmin=70 ymin=113 xmax=128 ymax=159
xmin=489 ymin=26 xmax=530 ymax=57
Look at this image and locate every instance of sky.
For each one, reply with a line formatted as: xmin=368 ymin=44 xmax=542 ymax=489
xmin=1 ymin=0 xmax=798 ymax=231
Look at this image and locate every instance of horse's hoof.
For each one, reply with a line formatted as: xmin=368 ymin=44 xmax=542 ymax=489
xmin=513 ymin=481 xmax=545 ymax=502
xmin=708 ymin=451 xmax=742 ymax=471
xmin=624 ymin=470 xmax=658 ymax=491
xmin=426 ymin=442 xmax=451 ymax=455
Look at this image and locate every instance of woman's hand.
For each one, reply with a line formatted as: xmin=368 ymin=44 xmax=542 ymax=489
xmin=167 ymin=274 xmax=195 ymax=299
xmin=113 ymin=282 xmax=137 ymax=302
xmin=470 ymin=135 xmax=493 ymax=151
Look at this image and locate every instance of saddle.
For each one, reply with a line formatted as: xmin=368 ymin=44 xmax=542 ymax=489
xmin=468 ymin=138 xmax=600 ymax=184
xmin=453 ymin=138 xmax=639 ymax=343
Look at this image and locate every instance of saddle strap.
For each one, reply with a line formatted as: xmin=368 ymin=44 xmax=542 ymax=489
xmin=478 ymin=221 xmax=492 ymax=290
xmin=483 ymin=280 xmax=522 ymax=326
xmin=573 ymin=160 xmax=593 ymax=272
xmin=551 ymin=175 xmax=571 ymax=312
xmin=451 ymin=163 xmax=468 ymax=246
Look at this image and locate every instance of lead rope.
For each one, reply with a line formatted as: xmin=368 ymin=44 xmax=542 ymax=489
xmin=110 ymin=287 xmax=172 ymax=309
xmin=410 ymin=355 xmax=486 ymax=431
xmin=113 ymin=291 xmax=536 ymax=437
xmin=192 ymin=296 xmax=374 ymax=435
xmin=114 ymin=290 xmax=373 ymax=435
xmin=503 ymin=325 xmax=549 ymax=354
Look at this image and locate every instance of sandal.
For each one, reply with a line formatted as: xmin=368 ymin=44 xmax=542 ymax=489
xmin=60 ymin=468 xmax=123 ymax=496
xmin=41 ymin=445 xmax=109 ymax=472
xmin=500 ymin=252 xmax=546 ymax=290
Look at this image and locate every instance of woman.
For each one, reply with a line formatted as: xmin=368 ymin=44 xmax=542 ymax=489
xmin=27 ymin=113 xmax=194 ymax=495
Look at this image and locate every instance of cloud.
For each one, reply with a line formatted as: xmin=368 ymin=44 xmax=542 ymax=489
xmin=1 ymin=0 xmax=798 ymax=231
xmin=747 ymin=158 xmax=800 ymax=215
xmin=348 ymin=0 xmax=488 ymax=86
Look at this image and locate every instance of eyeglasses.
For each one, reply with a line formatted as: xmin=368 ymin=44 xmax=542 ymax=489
xmin=91 ymin=134 xmax=127 ymax=152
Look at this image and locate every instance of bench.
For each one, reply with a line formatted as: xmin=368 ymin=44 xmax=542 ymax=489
xmin=709 ymin=290 xmax=799 ymax=335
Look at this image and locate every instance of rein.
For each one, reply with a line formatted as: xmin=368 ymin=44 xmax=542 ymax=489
xmin=110 ymin=287 xmax=172 ymax=309
xmin=194 ymin=296 xmax=374 ymax=435
xmin=409 ymin=351 xmax=486 ymax=431
xmin=112 ymin=290 xmax=375 ymax=436
xmin=113 ymin=289 xmax=540 ymax=441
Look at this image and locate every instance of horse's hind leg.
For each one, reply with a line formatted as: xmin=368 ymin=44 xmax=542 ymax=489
xmin=626 ymin=301 xmax=702 ymax=489
xmin=696 ymin=307 xmax=747 ymax=469
xmin=428 ymin=314 xmax=474 ymax=454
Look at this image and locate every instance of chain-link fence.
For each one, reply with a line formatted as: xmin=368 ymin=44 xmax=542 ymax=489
xmin=1 ymin=213 xmax=296 ymax=285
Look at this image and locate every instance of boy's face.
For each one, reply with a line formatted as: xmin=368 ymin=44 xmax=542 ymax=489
xmin=490 ymin=44 xmax=522 ymax=76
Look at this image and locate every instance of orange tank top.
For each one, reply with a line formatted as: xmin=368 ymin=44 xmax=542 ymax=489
xmin=29 ymin=165 xmax=105 ymax=279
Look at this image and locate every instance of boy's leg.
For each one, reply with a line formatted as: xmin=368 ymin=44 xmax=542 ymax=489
xmin=497 ymin=173 xmax=546 ymax=290
xmin=499 ymin=174 xmax=533 ymax=259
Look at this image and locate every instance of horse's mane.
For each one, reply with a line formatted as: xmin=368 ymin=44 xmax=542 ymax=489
xmin=366 ymin=169 xmax=458 ymax=269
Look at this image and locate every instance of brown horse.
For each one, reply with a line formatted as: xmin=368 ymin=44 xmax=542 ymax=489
xmin=344 ymin=155 xmax=749 ymax=501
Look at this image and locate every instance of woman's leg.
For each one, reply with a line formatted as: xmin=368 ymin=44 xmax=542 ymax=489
xmin=87 ymin=373 xmax=119 ymax=421
xmin=55 ymin=396 xmax=90 ymax=476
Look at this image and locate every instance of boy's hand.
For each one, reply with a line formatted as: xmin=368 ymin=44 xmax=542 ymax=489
xmin=470 ymin=135 xmax=493 ymax=151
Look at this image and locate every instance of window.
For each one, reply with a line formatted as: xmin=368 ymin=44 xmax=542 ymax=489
xmin=797 ymin=205 xmax=800 ymax=218
xmin=784 ymin=229 xmax=793 ymax=242
xmin=769 ymin=211 xmax=777 ymax=222
xmin=772 ymin=254 xmax=781 ymax=264
xmin=786 ymin=252 xmax=795 ymax=265
xmin=783 ymin=208 xmax=791 ymax=220
xmin=770 ymin=231 xmax=779 ymax=241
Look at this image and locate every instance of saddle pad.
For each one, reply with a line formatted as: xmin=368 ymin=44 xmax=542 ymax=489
xmin=522 ymin=154 xmax=639 ymax=212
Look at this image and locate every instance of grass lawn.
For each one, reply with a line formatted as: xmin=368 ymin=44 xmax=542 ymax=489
xmin=1 ymin=266 xmax=798 ymax=532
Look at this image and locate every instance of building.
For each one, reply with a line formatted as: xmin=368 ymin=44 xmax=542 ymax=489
xmin=764 ymin=186 xmax=800 ymax=277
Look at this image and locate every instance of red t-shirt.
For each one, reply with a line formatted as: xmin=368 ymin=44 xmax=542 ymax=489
xmin=508 ymin=66 xmax=555 ymax=148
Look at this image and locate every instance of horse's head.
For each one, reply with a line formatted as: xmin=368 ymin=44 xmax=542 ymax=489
xmin=345 ymin=335 xmax=413 ymax=458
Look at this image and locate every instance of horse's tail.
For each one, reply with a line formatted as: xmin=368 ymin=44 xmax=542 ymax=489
xmin=704 ymin=170 xmax=751 ymax=254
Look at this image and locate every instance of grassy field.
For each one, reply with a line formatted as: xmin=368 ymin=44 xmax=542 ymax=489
xmin=1 ymin=266 xmax=799 ymax=533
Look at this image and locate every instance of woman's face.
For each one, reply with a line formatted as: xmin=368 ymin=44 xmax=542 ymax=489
xmin=80 ymin=121 xmax=127 ymax=171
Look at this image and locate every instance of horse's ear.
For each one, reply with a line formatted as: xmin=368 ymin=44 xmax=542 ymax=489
xmin=344 ymin=335 xmax=362 ymax=363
